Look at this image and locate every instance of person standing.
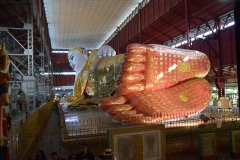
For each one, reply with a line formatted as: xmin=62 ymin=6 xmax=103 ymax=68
xmin=19 ymin=101 xmax=22 ymax=114
xmin=98 ymin=149 xmax=117 ymax=160
xmin=34 ymin=150 xmax=47 ymax=160
xmin=7 ymin=113 xmax=11 ymax=131
xmin=76 ymin=142 xmax=95 ymax=160
xmin=51 ymin=152 xmax=59 ymax=160
xmin=68 ymin=153 xmax=76 ymax=160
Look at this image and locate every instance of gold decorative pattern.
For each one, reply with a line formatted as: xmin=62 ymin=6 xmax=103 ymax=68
xmin=143 ymin=44 xmax=210 ymax=92
xmin=200 ymin=133 xmax=217 ymax=157
xmin=178 ymin=92 xmax=188 ymax=102
xmin=178 ymin=62 xmax=190 ymax=72
xmin=204 ymin=137 xmax=213 ymax=155
xmin=86 ymin=54 xmax=124 ymax=98
xmin=130 ymin=78 xmax=212 ymax=119
xmin=134 ymin=134 xmax=143 ymax=160
xmin=231 ymin=131 xmax=240 ymax=152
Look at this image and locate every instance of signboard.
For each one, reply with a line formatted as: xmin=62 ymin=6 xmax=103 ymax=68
xmin=199 ymin=133 xmax=217 ymax=157
xmin=107 ymin=124 xmax=165 ymax=160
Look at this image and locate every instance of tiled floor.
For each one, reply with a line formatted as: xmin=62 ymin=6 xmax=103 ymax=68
xmin=10 ymin=107 xmax=34 ymax=125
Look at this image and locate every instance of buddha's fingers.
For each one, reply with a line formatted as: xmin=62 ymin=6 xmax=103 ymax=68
xmin=124 ymin=53 xmax=147 ymax=62
xmin=106 ymin=104 xmax=133 ymax=116
xmin=119 ymin=72 xmax=144 ymax=84
xmin=127 ymin=43 xmax=147 ymax=54
xmin=116 ymin=44 xmax=147 ymax=95
xmin=121 ymin=62 xmax=145 ymax=72
xmin=119 ymin=54 xmax=145 ymax=83
xmin=116 ymin=82 xmax=145 ymax=95
xmin=98 ymin=96 xmax=126 ymax=110
xmin=113 ymin=110 xmax=137 ymax=121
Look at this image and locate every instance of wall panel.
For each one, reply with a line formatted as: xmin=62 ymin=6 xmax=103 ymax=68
xmin=70 ymin=75 xmax=75 ymax=85
xmin=53 ymin=75 xmax=75 ymax=86
xmin=52 ymin=53 xmax=73 ymax=72
xmin=133 ymin=16 xmax=139 ymax=37
xmin=220 ymin=27 xmax=236 ymax=65
xmin=153 ymin=0 xmax=160 ymax=21
xmin=53 ymin=75 xmax=57 ymax=87
xmin=148 ymin=0 xmax=154 ymax=25
xmin=66 ymin=75 xmax=72 ymax=86
xmin=109 ymin=0 xmax=183 ymax=48
xmin=189 ymin=26 xmax=236 ymax=68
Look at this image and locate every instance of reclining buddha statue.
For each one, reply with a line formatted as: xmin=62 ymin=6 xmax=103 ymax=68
xmin=65 ymin=43 xmax=212 ymax=124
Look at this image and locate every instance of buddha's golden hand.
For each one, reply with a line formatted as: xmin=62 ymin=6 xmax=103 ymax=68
xmin=63 ymin=95 xmax=81 ymax=102
xmin=63 ymin=96 xmax=74 ymax=102
xmin=99 ymin=43 xmax=212 ymax=124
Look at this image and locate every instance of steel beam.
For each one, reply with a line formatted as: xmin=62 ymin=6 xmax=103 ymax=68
xmin=234 ymin=0 xmax=240 ymax=115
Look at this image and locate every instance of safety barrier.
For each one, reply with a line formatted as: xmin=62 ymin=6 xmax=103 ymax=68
xmin=9 ymin=100 xmax=54 ymax=160
xmin=10 ymin=106 xmax=240 ymax=159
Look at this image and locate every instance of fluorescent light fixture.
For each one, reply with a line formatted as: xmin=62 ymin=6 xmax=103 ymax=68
xmin=40 ymin=72 xmax=76 ymax=75
xmin=225 ymin=21 xmax=235 ymax=28
xmin=196 ymin=34 xmax=204 ymax=39
xmin=204 ymin=29 xmax=216 ymax=36
xmin=52 ymin=51 xmax=69 ymax=53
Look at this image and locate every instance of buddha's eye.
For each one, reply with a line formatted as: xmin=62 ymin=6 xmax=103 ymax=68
xmin=70 ymin=54 xmax=74 ymax=61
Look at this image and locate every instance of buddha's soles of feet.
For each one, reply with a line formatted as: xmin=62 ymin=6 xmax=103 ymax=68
xmin=116 ymin=43 xmax=210 ymax=95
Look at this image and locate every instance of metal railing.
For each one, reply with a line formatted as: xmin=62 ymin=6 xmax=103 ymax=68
xmin=9 ymin=106 xmax=240 ymax=159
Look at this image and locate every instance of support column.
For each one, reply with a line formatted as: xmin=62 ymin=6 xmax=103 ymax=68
xmin=216 ymin=17 xmax=225 ymax=98
xmin=234 ymin=0 xmax=240 ymax=115
xmin=23 ymin=2 xmax=36 ymax=111
xmin=27 ymin=3 xmax=34 ymax=76
xmin=44 ymin=51 xmax=51 ymax=99
xmin=185 ymin=0 xmax=190 ymax=49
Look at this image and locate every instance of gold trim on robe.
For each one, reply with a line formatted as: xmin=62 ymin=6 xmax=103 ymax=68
xmin=73 ymin=54 xmax=124 ymax=102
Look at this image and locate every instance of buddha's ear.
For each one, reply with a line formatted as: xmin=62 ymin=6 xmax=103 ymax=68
xmin=88 ymin=49 xmax=98 ymax=64
xmin=82 ymin=48 xmax=88 ymax=60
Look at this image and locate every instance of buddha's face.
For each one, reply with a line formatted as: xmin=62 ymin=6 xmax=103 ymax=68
xmin=69 ymin=50 xmax=87 ymax=72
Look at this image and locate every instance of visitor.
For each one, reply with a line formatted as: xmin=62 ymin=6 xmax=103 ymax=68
xmin=51 ymin=151 xmax=59 ymax=160
xmin=19 ymin=101 xmax=22 ymax=114
xmin=68 ymin=153 xmax=76 ymax=160
xmin=7 ymin=113 xmax=11 ymax=131
xmin=35 ymin=150 xmax=47 ymax=160
xmin=76 ymin=142 xmax=95 ymax=160
xmin=99 ymin=149 xmax=117 ymax=160
xmin=25 ymin=111 xmax=28 ymax=119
